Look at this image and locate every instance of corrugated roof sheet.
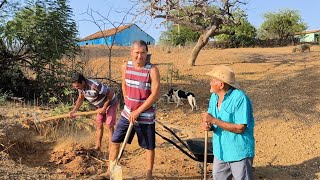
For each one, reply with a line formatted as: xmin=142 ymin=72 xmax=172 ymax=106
xmin=80 ymin=24 xmax=133 ymax=41
xmin=295 ymin=29 xmax=320 ymax=35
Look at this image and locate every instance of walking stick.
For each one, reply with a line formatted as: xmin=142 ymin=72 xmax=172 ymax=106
xmin=204 ymin=130 xmax=208 ymax=180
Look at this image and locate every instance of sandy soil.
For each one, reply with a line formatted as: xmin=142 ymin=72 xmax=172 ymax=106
xmin=0 ymin=45 xmax=320 ymax=179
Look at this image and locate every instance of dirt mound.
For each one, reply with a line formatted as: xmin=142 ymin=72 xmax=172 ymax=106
xmin=0 ymin=106 xmax=107 ymax=179
xmin=50 ymin=143 xmax=106 ymax=176
xmin=1 ymin=46 xmax=320 ymax=179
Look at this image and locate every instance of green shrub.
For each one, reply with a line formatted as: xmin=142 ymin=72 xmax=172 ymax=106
xmin=0 ymin=90 xmax=13 ymax=105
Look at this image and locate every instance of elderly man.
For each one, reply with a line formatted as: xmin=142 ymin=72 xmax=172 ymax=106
xmin=202 ymin=65 xmax=255 ymax=180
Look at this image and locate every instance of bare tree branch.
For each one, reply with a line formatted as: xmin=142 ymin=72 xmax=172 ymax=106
xmin=137 ymin=0 xmax=247 ymax=66
xmin=0 ymin=0 xmax=7 ymax=9
xmin=78 ymin=2 xmax=139 ymax=80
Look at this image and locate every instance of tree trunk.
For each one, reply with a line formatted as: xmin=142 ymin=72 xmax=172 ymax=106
xmin=188 ymin=35 xmax=208 ymax=66
xmin=188 ymin=26 xmax=217 ymax=66
xmin=108 ymin=49 xmax=112 ymax=80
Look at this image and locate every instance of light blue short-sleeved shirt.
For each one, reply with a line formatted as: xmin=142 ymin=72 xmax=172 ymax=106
xmin=208 ymin=88 xmax=255 ymax=162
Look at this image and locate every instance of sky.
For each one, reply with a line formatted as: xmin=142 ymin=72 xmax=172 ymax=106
xmin=69 ymin=0 xmax=320 ymax=43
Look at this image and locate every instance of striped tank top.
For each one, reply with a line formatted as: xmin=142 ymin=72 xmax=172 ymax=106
xmin=79 ymin=79 xmax=116 ymax=108
xmin=121 ymin=61 xmax=156 ymax=124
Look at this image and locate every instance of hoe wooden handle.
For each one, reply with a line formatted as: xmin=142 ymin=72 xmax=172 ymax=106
xmin=204 ymin=130 xmax=208 ymax=180
xmin=35 ymin=110 xmax=98 ymax=123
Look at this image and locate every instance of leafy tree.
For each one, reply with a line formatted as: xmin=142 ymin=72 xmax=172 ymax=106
xmin=143 ymin=0 xmax=246 ymax=66
xmin=160 ymin=23 xmax=201 ymax=46
xmin=259 ymin=9 xmax=307 ymax=44
xmin=0 ymin=0 xmax=79 ymax=101
xmin=216 ymin=16 xmax=256 ymax=47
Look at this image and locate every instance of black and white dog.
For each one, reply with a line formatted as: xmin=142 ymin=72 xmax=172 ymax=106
xmin=167 ymin=89 xmax=198 ymax=111
xmin=161 ymin=92 xmax=174 ymax=104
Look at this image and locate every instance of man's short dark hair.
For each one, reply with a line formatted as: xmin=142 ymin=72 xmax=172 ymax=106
xmin=132 ymin=40 xmax=148 ymax=52
xmin=71 ymin=72 xmax=86 ymax=83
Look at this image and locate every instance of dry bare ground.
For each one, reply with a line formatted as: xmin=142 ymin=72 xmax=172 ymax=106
xmin=0 ymin=45 xmax=320 ymax=179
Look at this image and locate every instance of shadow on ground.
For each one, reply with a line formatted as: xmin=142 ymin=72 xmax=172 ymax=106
xmin=255 ymin=156 xmax=320 ymax=179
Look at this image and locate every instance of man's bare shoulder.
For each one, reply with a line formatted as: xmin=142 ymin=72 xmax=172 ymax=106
xmin=150 ymin=65 xmax=160 ymax=79
xmin=150 ymin=65 xmax=159 ymax=72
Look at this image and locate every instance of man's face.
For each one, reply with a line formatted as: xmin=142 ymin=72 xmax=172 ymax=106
xmin=72 ymin=82 xmax=85 ymax=90
xmin=131 ymin=44 xmax=147 ymax=66
xmin=210 ymin=78 xmax=223 ymax=93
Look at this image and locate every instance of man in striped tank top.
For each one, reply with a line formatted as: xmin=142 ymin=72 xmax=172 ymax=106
xmin=108 ymin=40 xmax=160 ymax=180
xmin=69 ymin=73 xmax=118 ymax=152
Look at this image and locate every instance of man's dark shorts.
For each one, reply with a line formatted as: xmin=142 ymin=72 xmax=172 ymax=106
xmin=111 ymin=116 xmax=155 ymax=150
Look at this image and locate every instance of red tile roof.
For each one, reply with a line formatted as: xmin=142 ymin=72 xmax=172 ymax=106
xmin=80 ymin=24 xmax=133 ymax=41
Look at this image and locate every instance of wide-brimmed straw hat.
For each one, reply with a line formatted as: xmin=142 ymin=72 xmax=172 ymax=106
xmin=205 ymin=65 xmax=240 ymax=89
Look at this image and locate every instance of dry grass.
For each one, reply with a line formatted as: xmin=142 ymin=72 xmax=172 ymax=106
xmin=1 ymin=45 xmax=320 ymax=179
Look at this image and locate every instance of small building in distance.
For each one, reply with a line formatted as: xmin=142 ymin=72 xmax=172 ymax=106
xmin=78 ymin=24 xmax=155 ymax=46
xmin=295 ymin=29 xmax=320 ymax=43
